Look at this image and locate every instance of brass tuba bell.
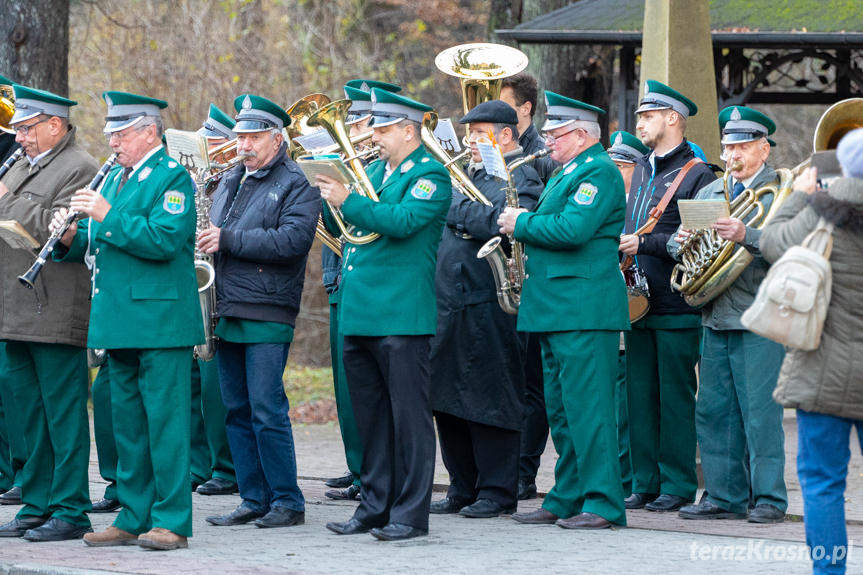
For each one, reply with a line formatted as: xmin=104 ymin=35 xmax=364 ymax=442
xmin=0 ymin=83 xmax=14 ymax=135
xmin=813 ymin=97 xmax=863 ymax=152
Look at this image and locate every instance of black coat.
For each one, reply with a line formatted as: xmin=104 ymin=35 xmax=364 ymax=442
xmin=624 ymin=140 xmax=716 ymax=316
xmin=430 ymin=148 xmax=543 ymax=429
xmin=211 ymin=142 xmax=320 ymax=326
xmin=518 ymin=124 xmax=557 ymax=184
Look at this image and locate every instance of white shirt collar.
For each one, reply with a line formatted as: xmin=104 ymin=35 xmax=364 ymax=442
xmin=738 ymin=163 xmax=766 ymax=189
xmin=27 ymin=148 xmax=53 ymax=166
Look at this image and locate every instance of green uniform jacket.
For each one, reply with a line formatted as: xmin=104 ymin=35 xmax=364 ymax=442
xmin=0 ymin=127 xmax=97 ymax=347
xmin=58 ymin=147 xmax=204 ymax=349
xmin=514 ymin=142 xmax=630 ymax=333
xmin=323 ymin=145 xmax=451 ymax=336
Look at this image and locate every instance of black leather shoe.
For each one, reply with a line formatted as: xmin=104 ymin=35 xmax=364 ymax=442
xmin=324 ymin=471 xmax=354 ymax=489
xmin=370 ymin=522 xmax=427 ymax=541
xmin=326 ymin=517 xmax=373 ymax=535
xmin=624 ymin=492 xmax=658 ymax=509
xmin=748 ymin=503 xmax=785 ymax=524
xmin=459 ymin=498 xmax=516 ymax=518
xmin=0 ymin=486 xmax=22 ymax=505
xmin=254 ymin=507 xmax=304 ymax=528
xmin=0 ymin=516 xmax=48 ymax=537
xmin=517 ymin=480 xmax=538 ymax=501
xmin=196 ymin=477 xmax=239 ymax=496
xmin=679 ymin=499 xmax=747 ymax=520
xmin=512 ymin=508 xmax=558 ymax=524
xmin=326 ymin=484 xmax=360 ymax=501
xmin=90 ymin=498 xmax=121 ymax=513
xmin=206 ymin=504 xmax=266 ymax=526
xmin=645 ymin=494 xmax=691 ymax=512
xmin=22 ymin=517 xmax=93 ymax=542
xmin=429 ymin=496 xmax=472 ymax=514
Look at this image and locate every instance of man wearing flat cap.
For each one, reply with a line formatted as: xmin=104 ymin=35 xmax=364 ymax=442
xmin=670 ymin=106 xmax=787 ymax=523
xmin=319 ymin=80 xmax=401 ymax=501
xmin=0 ymin=85 xmax=98 ymax=542
xmin=199 ymin=94 xmax=319 ymax=530
xmin=318 ymin=88 xmax=451 ymax=541
xmin=53 ymin=90 xmax=202 ymax=550
xmin=189 ymin=103 xmax=237 ymax=498
xmin=498 ymin=91 xmax=630 ymax=530
xmin=429 ymin=100 xmax=543 ymax=519
xmin=619 ymin=80 xmax=716 ymax=514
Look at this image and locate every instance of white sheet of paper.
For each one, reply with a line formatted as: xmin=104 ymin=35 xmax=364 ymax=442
xmin=476 ymin=140 xmax=507 ymax=180
xmin=432 ymin=118 xmax=461 ymax=154
xmin=678 ymin=199 xmax=730 ymax=230
xmin=293 ymin=129 xmax=336 ymax=153
xmin=164 ymin=129 xmax=210 ymax=172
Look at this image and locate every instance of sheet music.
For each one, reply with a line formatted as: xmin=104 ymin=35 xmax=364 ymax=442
xmin=678 ymin=199 xmax=730 ymax=230
xmin=433 ymin=118 xmax=461 ymax=154
xmin=476 ymin=140 xmax=507 ymax=180
xmin=293 ymin=130 xmax=336 ymax=153
xmin=164 ymin=129 xmax=210 ymax=172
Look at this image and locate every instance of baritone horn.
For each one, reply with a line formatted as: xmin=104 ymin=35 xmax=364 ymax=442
xmin=0 ymin=83 xmax=14 ymax=134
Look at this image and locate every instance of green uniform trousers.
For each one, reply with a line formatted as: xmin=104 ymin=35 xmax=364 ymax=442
xmin=196 ymin=357 xmax=235 ymax=483
xmin=616 ymin=349 xmax=632 ymax=497
xmin=625 ymin=323 xmax=701 ymax=500
xmin=330 ymin=297 xmax=363 ymax=486
xmin=92 ymin=365 xmax=118 ymax=501
xmin=109 ymin=347 xmax=193 ymax=537
xmin=539 ymin=330 xmax=626 ymax=525
xmin=0 ymin=342 xmax=27 ymax=492
xmin=3 ymin=341 xmax=91 ymax=526
xmin=698 ymin=327 xmax=787 ymax=514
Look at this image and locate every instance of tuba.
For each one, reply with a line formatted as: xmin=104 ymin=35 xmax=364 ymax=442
xmin=669 ymin=98 xmax=863 ymax=307
xmin=427 ymin=43 xmax=530 ymax=207
xmin=306 ymin=99 xmax=381 ymax=245
xmin=0 ymin=83 xmax=13 ymax=134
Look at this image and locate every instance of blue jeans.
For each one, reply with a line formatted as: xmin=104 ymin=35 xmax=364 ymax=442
xmin=217 ymin=341 xmax=304 ymax=512
xmin=797 ymin=409 xmax=861 ymax=574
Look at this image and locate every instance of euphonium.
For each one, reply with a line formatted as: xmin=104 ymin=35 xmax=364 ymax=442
xmin=307 ymin=99 xmax=381 ymax=245
xmin=477 ymin=148 xmax=551 ymax=315
xmin=193 ymin=174 xmax=218 ymax=361
xmin=0 ymin=83 xmax=14 ymax=134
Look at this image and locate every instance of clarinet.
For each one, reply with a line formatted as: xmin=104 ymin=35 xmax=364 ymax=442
xmin=18 ymin=153 xmax=119 ymax=289
xmin=0 ymin=148 xmax=24 ymax=180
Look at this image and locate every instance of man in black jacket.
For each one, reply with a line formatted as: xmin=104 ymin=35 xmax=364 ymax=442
xmin=429 ymin=101 xmax=543 ymax=518
xmin=618 ymin=80 xmax=716 ymax=513
xmin=198 ymin=94 xmax=319 ymax=529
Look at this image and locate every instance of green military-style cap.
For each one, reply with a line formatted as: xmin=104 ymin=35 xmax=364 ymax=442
xmin=369 ymin=88 xmax=432 ymax=127
xmin=0 ymin=74 xmax=13 ymax=86
xmin=345 ymin=80 xmax=401 ymax=126
xmin=719 ymin=105 xmax=776 ymax=145
xmin=608 ymin=130 xmax=649 ymax=164
xmin=102 ymin=91 xmax=167 ymax=133
xmin=636 ymin=80 xmax=698 ymax=118
xmin=542 ymin=90 xmax=605 ymax=132
xmin=10 ymin=84 xmax=77 ymax=124
xmin=198 ymin=103 xmax=237 ymax=140
xmin=233 ymin=94 xmax=290 ymax=133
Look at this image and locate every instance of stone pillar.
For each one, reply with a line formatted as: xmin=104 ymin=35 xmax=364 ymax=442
xmin=639 ymin=0 xmax=721 ymax=164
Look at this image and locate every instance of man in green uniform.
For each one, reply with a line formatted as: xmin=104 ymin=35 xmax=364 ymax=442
xmin=500 ymin=91 xmax=630 ymax=529
xmin=619 ymin=81 xmax=716 ymax=512
xmin=317 ymin=88 xmax=451 ymax=541
xmin=320 ymin=80 xmax=400 ymax=500
xmin=672 ymin=107 xmax=787 ymax=523
xmin=54 ymin=91 xmax=203 ymax=550
xmin=0 ymin=85 xmax=98 ymax=541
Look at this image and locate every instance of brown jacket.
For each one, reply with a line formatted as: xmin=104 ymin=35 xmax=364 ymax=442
xmin=760 ymin=178 xmax=863 ymax=419
xmin=0 ymin=126 xmax=98 ymax=346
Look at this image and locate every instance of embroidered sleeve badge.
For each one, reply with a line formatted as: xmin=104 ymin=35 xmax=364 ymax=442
xmin=163 ymin=191 xmax=186 ymax=214
xmin=411 ymin=178 xmax=436 ymax=200
xmin=573 ymin=183 xmax=598 ymax=205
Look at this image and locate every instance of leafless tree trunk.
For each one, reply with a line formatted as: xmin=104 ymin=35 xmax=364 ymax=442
xmin=0 ymin=0 xmax=70 ymax=95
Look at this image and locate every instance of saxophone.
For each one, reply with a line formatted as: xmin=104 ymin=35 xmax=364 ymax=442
xmin=193 ymin=171 xmax=217 ymax=361
xmin=477 ymin=148 xmax=550 ymax=315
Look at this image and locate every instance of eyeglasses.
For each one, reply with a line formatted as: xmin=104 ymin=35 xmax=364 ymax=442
xmin=544 ymin=126 xmax=583 ymax=145
xmin=13 ymin=117 xmax=50 ymax=136
xmin=105 ymin=126 xmax=141 ymax=143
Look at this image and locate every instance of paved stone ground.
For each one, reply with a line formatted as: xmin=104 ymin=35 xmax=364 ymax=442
xmin=1 ymin=410 xmax=862 ymax=574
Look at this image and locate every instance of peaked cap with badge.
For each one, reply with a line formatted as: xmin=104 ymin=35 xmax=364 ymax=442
xmin=102 ymin=91 xmax=167 ymax=133
xmin=233 ymin=94 xmax=291 ymax=133
xmin=542 ymin=91 xmax=605 ymax=132
xmin=368 ymin=88 xmax=432 ymax=128
xmin=719 ymin=105 xmax=776 ymax=145
xmin=10 ymin=84 xmax=77 ymax=124
xmin=635 ymin=80 xmax=698 ymax=118
xmin=345 ymin=81 xmax=401 ymax=126
xmin=608 ymin=130 xmax=649 ymax=164
xmin=198 ymin=103 xmax=237 ymax=140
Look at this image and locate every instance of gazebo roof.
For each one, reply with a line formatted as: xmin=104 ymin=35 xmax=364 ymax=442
xmin=496 ymin=0 xmax=863 ymax=48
